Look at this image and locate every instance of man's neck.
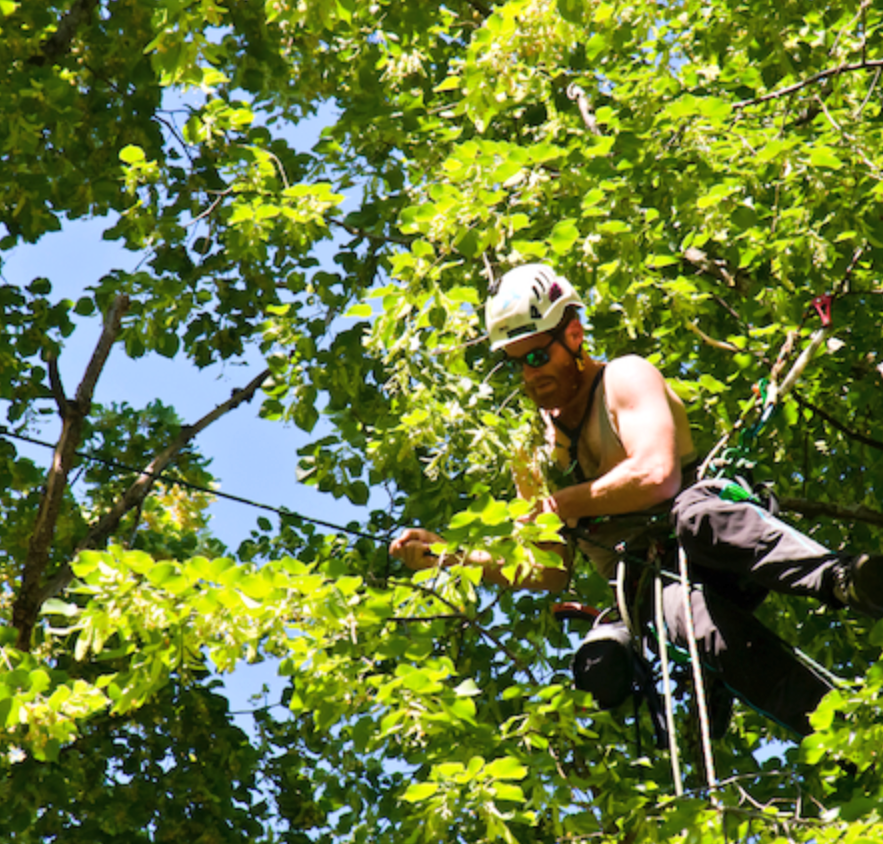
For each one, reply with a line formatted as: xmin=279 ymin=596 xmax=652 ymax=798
xmin=555 ymin=358 xmax=603 ymax=429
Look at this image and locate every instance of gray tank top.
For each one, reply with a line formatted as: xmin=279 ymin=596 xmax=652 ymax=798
xmin=543 ymin=369 xmax=694 ymax=579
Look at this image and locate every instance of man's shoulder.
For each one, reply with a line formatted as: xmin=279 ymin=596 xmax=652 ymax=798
xmin=604 ymin=354 xmax=662 ymax=380
xmin=603 ymin=356 xmax=668 ymax=401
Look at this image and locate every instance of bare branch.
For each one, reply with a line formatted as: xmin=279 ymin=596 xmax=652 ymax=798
xmin=36 ymin=367 xmax=273 ymax=605
xmin=567 ymin=84 xmax=602 ymax=136
xmin=12 ymin=295 xmax=129 ymax=651
xmin=734 ymin=59 xmax=883 ymax=110
xmin=779 ymin=496 xmax=883 ymax=528
xmin=684 ymin=321 xmax=740 ymax=353
xmin=47 ymin=356 xmax=68 ymax=417
xmin=856 ymin=65 xmax=882 ymax=117
xmin=39 ymin=369 xmax=270 ymax=604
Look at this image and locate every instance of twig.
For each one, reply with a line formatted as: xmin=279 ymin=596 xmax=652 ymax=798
xmin=855 ymin=65 xmax=882 ymax=117
xmin=390 ymin=577 xmax=540 ymax=684
xmin=683 ymin=247 xmax=747 ymax=291
xmin=734 ymin=59 xmax=883 ymax=110
xmin=327 ymin=215 xmax=413 ymax=246
xmin=791 ymin=392 xmax=883 ymax=452
xmin=390 ymin=614 xmax=468 ymax=623
xmin=685 ymin=321 xmax=740 ymax=353
xmin=186 ymin=190 xmax=231 ymax=229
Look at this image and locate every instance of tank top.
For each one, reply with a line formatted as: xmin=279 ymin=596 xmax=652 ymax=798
xmin=542 ymin=366 xmax=696 ymax=579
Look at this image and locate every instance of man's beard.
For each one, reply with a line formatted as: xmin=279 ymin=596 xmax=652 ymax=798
xmin=526 ymin=355 xmax=583 ymax=411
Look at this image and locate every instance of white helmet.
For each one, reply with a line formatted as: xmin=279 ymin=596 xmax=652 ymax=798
xmin=485 ymin=264 xmax=583 ymax=351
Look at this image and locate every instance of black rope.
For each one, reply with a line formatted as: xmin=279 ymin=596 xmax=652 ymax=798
xmin=0 ymin=426 xmax=383 ymax=543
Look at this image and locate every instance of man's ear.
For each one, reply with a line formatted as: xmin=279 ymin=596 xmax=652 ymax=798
xmin=562 ymin=317 xmax=584 ymax=351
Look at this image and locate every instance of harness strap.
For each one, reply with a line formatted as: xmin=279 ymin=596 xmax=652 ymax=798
xmin=551 ymin=365 xmax=606 ymax=484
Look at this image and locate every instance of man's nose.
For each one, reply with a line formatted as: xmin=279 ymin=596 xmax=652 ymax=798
xmin=521 ymin=362 xmax=542 ymax=382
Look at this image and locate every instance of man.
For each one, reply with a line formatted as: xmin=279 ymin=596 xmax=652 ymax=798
xmin=390 ymin=263 xmax=883 ymax=736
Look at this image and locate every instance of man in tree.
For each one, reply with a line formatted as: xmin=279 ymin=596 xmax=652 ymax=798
xmin=391 ymin=263 xmax=883 ymax=736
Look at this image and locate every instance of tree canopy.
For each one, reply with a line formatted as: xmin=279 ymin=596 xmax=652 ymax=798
xmin=2 ymin=0 xmax=883 ymax=841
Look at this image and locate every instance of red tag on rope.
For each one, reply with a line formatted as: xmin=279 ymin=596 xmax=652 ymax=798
xmin=812 ymin=294 xmax=833 ymax=327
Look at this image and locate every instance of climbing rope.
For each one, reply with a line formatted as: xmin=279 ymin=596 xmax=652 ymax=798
xmin=653 ymin=561 xmax=684 ymax=795
xmin=677 ymin=545 xmax=719 ymax=797
xmin=698 ymin=288 xmax=838 ymax=483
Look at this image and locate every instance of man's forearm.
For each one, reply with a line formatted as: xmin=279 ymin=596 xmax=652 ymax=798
xmin=550 ymin=458 xmax=681 ymax=522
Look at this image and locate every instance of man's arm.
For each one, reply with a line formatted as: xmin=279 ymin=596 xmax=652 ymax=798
xmin=389 ymin=527 xmax=571 ymax=592
xmin=548 ymin=356 xmax=682 ymax=522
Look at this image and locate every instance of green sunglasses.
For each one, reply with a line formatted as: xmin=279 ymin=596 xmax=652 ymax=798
xmin=503 ymin=332 xmax=561 ymax=370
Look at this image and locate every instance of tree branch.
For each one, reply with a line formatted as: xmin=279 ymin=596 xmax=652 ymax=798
xmin=779 ymin=496 xmax=883 ymax=528
xmin=683 ymin=247 xmax=749 ymax=293
xmin=35 ymin=367 xmax=272 ymax=605
xmin=463 ymin=0 xmax=492 ymax=17
xmin=12 ymin=294 xmax=129 ymax=651
xmin=327 ymin=215 xmax=413 ymax=246
xmin=684 ymin=321 xmax=740 ymax=353
xmin=792 ymin=391 xmax=883 ymax=452
xmin=47 ymin=356 xmax=69 ymax=417
xmin=567 ymin=84 xmax=602 ymax=136
xmin=30 ymin=0 xmax=101 ymax=66
xmin=734 ymin=59 xmax=883 ymax=110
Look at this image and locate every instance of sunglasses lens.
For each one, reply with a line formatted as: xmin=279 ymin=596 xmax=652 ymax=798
xmin=524 ymin=349 xmax=550 ymax=368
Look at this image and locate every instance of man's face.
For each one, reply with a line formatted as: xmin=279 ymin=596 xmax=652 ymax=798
xmin=504 ymin=327 xmax=581 ymax=410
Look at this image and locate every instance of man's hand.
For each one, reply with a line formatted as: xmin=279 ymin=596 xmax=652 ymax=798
xmin=389 ymin=528 xmax=444 ymax=570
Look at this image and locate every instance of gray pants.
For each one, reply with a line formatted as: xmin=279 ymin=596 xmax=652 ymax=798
xmin=664 ymin=480 xmax=841 ymax=736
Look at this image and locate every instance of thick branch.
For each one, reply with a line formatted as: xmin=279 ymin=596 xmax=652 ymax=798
xmin=47 ymin=356 xmax=68 ymax=417
xmin=13 ymin=295 xmax=129 ymax=651
xmin=36 ymin=367 xmax=272 ymax=605
xmin=779 ymin=496 xmax=883 ymax=528
xmin=31 ymin=0 xmax=101 ymax=65
xmin=734 ymin=59 xmax=883 ymax=109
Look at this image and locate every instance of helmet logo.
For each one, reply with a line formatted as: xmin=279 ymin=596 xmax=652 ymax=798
xmin=549 ymin=282 xmax=562 ymax=303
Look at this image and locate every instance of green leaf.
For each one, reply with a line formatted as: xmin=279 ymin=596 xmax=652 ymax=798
xmin=401 ymin=782 xmax=439 ymax=802
xmin=809 ymin=146 xmax=843 ymax=169
xmin=119 ymin=144 xmax=146 ymax=164
xmin=345 ymin=303 xmax=373 ymax=318
xmin=548 ymin=219 xmax=580 ymax=255
xmin=485 ymin=756 xmax=528 ymax=781
xmin=454 ymin=679 xmax=481 ymax=697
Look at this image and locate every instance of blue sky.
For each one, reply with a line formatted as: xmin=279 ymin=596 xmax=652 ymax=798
xmin=0 ymin=101 xmax=376 ymax=723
